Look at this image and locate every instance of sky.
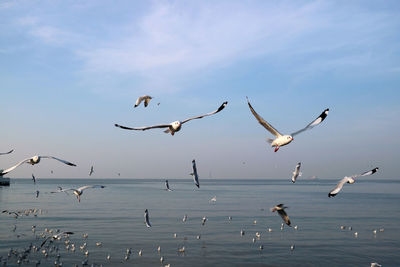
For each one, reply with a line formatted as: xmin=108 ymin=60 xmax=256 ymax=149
xmin=1 ymin=0 xmax=399 ymax=179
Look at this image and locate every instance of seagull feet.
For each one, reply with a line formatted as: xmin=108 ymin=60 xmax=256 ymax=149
xmin=274 ymin=146 xmax=280 ymax=152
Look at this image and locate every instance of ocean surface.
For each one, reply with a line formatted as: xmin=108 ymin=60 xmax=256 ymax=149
xmin=1 ymin=178 xmax=399 ymax=266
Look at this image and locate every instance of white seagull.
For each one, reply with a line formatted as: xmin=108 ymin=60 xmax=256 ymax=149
xmin=57 ymin=185 xmax=105 ymax=202
xmin=144 ymin=209 xmax=151 ymax=227
xmin=271 ymin=204 xmax=291 ymax=226
xmin=134 ymin=95 xmax=153 ymax=108
xmin=328 ymin=167 xmax=379 ymax=197
xmin=165 ymin=180 xmax=172 ymax=191
xmin=115 ymin=101 xmax=228 ymax=136
xmin=0 ymin=155 xmax=76 ymax=176
xmin=246 ymin=97 xmax=329 ymax=152
xmin=291 ymin=162 xmax=302 ymax=183
xmin=0 ymin=149 xmax=13 ymax=155
xmin=190 ymin=159 xmax=200 ymax=188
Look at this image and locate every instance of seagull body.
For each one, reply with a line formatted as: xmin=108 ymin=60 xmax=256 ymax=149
xmin=144 ymin=209 xmax=151 ymax=227
xmin=165 ymin=180 xmax=172 ymax=191
xmin=0 ymin=149 xmax=13 ymax=155
xmin=291 ymin=163 xmax=302 ymax=183
xmin=271 ymin=204 xmax=291 ymax=226
xmin=134 ymin=95 xmax=153 ymax=108
xmin=0 ymin=155 xmax=76 ymax=176
xmin=59 ymin=185 xmax=105 ymax=202
xmin=328 ymin=167 xmax=379 ymax=197
xmin=89 ymin=166 xmax=94 ymax=176
xmin=246 ymin=97 xmax=328 ymax=152
xmin=115 ymin=101 xmax=228 ymax=136
xmin=191 ymin=159 xmax=200 ymax=188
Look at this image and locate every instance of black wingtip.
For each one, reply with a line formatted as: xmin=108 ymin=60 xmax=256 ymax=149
xmin=328 ymin=193 xmax=336 ymax=198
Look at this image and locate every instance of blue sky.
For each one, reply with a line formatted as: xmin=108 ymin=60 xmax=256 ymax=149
xmin=1 ymin=0 xmax=399 ymax=179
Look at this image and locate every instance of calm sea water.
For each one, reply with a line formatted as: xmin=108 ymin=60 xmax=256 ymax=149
xmin=1 ymin=178 xmax=399 ymax=266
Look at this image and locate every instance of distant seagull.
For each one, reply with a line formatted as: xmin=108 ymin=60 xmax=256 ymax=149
xmin=165 ymin=180 xmax=172 ymax=191
xmin=190 ymin=159 xmax=200 ymax=188
xmin=209 ymin=196 xmax=217 ymax=203
xmin=51 ymin=186 xmax=67 ymax=194
xmin=328 ymin=167 xmax=379 ymax=197
xmin=291 ymin=163 xmax=302 ymax=183
xmin=134 ymin=95 xmax=153 ymax=108
xmin=0 ymin=149 xmax=13 ymax=155
xmin=36 ymin=190 xmax=39 ymax=198
xmin=0 ymin=155 xmax=76 ymax=176
xmin=271 ymin=204 xmax=291 ymax=226
xmin=115 ymin=101 xmax=228 ymax=136
xmin=89 ymin=166 xmax=94 ymax=176
xmin=40 ymin=232 xmax=74 ymax=248
xmin=201 ymin=216 xmax=207 ymax=225
xmin=371 ymin=263 xmax=382 ymax=267
xmin=145 ymin=209 xmax=151 ymax=227
xmin=32 ymin=174 xmax=36 ymax=184
xmin=57 ymin=185 xmax=105 ymax=202
xmin=182 ymin=214 xmax=187 ymax=222
xmin=246 ymin=97 xmax=329 ymax=152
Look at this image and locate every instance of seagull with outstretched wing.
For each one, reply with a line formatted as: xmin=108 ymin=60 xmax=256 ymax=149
xmin=329 ymin=167 xmax=379 ymax=197
xmin=271 ymin=204 xmax=291 ymax=226
xmin=144 ymin=209 xmax=151 ymax=227
xmin=115 ymin=101 xmax=228 ymax=136
xmin=0 ymin=155 xmax=76 ymax=176
xmin=58 ymin=185 xmax=105 ymax=202
xmin=291 ymin=163 xmax=302 ymax=183
xmin=246 ymin=97 xmax=328 ymax=152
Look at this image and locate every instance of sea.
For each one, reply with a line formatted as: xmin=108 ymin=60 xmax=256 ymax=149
xmin=1 ymin=178 xmax=399 ymax=266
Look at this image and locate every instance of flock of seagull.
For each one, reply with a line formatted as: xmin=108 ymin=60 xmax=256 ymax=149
xmin=1 ymin=94 xmax=382 ymax=266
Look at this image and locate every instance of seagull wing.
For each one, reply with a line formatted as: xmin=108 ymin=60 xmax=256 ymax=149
xmin=192 ymin=160 xmax=200 ymax=188
xmin=181 ymin=101 xmax=228 ymax=124
xmin=277 ymin=209 xmax=291 ymax=226
xmin=328 ymin=177 xmax=353 ymax=197
xmin=246 ymin=97 xmax=282 ymax=137
xmin=145 ymin=210 xmax=151 ymax=227
xmin=41 ymin=156 xmax=77 ymax=167
xmin=0 ymin=149 xmax=14 ymax=155
xmin=114 ymin=123 xmax=171 ymax=131
xmin=0 ymin=157 xmax=31 ymax=175
xmin=134 ymin=96 xmax=145 ymax=107
xmin=359 ymin=167 xmax=379 ymax=177
xmin=144 ymin=97 xmax=152 ymax=107
xmin=291 ymin=108 xmax=329 ymax=136
xmin=76 ymin=185 xmax=105 ymax=192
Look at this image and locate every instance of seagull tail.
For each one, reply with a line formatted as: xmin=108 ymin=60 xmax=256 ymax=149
xmin=266 ymin=138 xmax=274 ymax=144
xmin=164 ymin=129 xmax=171 ymax=134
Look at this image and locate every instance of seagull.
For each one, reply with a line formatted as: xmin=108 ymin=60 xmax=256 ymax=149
xmin=291 ymin=163 xmax=302 ymax=183
xmin=144 ymin=209 xmax=151 ymax=227
xmin=182 ymin=214 xmax=187 ymax=222
xmin=246 ymin=97 xmax=329 ymax=152
xmin=328 ymin=167 xmax=379 ymax=197
xmin=165 ymin=180 xmax=172 ymax=191
xmin=0 ymin=155 xmax=76 ymax=176
xmin=0 ymin=149 xmax=13 ymax=155
xmin=36 ymin=190 xmax=39 ymax=198
xmin=201 ymin=216 xmax=207 ymax=225
xmin=89 ymin=166 xmax=94 ymax=176
xmin=190 ymin=159 xmax=200 ymax=188
xmin=57 ymin=185 xmax=105 ymax=202
xmin=371 ymin=263 xmax=382 ymax=267
xmin=40 ymin=232 xmax=74 ymax=248
xmin=115 ymin=101 xmax=228 ymax=136
xmin=134 ymin=95 xmax=153 ymax=108
xmin=209 ymin=196 xmax=217 ymax=203
xmin=271 ymin=204 xmax=291 ymax=226
xmin=32 ymin=174 xmax=36 ymax=184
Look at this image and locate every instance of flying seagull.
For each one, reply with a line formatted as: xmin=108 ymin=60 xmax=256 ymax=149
xmin=144 ymin=209 xmax=151 ymax=227
xmin=271 ymin=204 xmax=291 ymax=226
xmin=165 ymin=180 xmax=172 ymax=191
xmin=0 ymin=155 xmax=76 ymax=176
xmin=115 ymin=101 xmax=228 ymax=136
xmin=56 ymin=185 xmax=105 ymax=202
xmin=246 ymin=97 xmax=328 ymax=152
xmin=40 ymin=232 xmax=74 ymax=248
xmin=0 ymin=149 xmax=13 ymax=155
xmin=190 ymin=159 xmax=200 ymax=188
xmin=134 ymin=95 xmax=153 ymax=108
xmin=89 ymin=166 xmax=94 ymax=176
xmin=32 ymin=174 xmax=36 ymax=184
xmin=291 ymin=163 xmax=302 ymax=183
xmin=328 ymin=167 xmax=379 ymax=197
